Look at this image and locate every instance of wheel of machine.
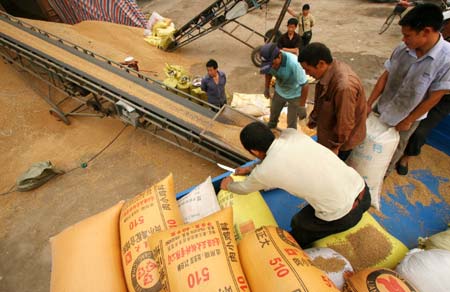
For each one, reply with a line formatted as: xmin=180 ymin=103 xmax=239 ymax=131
xmin=264 ymin=29 xmax=282 ymax=42
xmin=49 ymin=108 xmax=70 ymax=125
xmin=251 ymin=45 xmax=263 ymax=67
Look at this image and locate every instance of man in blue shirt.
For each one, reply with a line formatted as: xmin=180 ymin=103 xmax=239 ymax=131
xmin=201 ymin=59 xmax=227 ymax=108
xmin=367 ymin=4 xmax=450 ymax=175
xmin=260 ymin=43 xmax=309 ymax=129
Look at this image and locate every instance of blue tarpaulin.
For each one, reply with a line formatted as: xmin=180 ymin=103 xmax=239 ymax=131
xmin=177 ymin=121 xmax=450 ymax=249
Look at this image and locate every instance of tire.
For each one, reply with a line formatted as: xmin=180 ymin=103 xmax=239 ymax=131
xmin=264 ymin=29 xmax=282 ymax=42
xmin=379 ymin=13 xmax=396 ymax=35
xmin=251 ymin=45 xmax=263 ymax=67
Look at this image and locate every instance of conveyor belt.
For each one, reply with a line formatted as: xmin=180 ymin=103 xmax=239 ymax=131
xmin=0 ymin=12 xmax=255 ymax=166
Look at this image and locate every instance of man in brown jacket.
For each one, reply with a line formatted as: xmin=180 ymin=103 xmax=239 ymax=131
xmin=299 ymin=42 xmax=367 ymax=161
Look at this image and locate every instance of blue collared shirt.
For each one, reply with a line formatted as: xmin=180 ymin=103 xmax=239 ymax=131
xmin=377 ymin=36 xmax=450 ymax=126
xmin=200 ymin=70 xmax=227 ymax=106
xmin=269 ymin=51 xmax=308 ymax=99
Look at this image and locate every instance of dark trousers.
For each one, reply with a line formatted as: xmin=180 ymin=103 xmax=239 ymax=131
xmin=338 ymin=149 xmax=353 ymax=162
xmin=404 ymin=95 xmax=450 ymax=156
xmin=302 ymin=31 xmax=312 ymax=46
xmin=268 ymin=91 xmax=301 ymax=129
xmin=290 ymin=184 xmax=371 ymax=248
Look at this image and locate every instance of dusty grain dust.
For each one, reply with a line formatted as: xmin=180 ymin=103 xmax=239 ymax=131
xmin=22 ymin=19 xmax=191 ymax=78
xmin=328 ymin=225 xmax=393 ymax=271
xmin=311 ymin=256 xmax=347 ymax=273
xmin=382 ymin=145 xmax=450 ymax=208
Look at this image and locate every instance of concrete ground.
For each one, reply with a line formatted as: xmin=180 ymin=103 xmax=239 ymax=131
xmin=0 ymin=1 xmax=419 ymax=291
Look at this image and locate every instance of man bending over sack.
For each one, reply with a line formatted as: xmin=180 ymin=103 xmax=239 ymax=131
xmin=220 ymin=122 xmax=371 ymax=247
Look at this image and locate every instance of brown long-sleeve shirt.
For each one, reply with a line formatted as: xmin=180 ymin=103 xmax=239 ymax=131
xmin=310 ymin=60 xmax=367 ymax=151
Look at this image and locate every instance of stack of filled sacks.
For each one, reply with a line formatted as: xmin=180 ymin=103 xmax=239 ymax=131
xmin=230 ymin=93 xmax=270 ymax=117
xmin=162 ymin=64 xmax=208 ymax=104
xmin=394 ymin=227 xmax=450 ymax=292
xmin=143 ymin=12 xmax=176 ymax=50
xmin=49 ymin=174 xmax=339 ymax=291
xmin=50 ymin=174 xmax=449 ymax=291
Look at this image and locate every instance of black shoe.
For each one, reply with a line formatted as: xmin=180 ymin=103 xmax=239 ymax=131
xmin=396 ymin=163 xmax=408 ymax=175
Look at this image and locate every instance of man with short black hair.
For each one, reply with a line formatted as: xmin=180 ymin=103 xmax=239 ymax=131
xmin=220 ymin=122 xmax=370 ymax=247
xmin=288 ymin=3 xmax=315 ymax=46
xmin=367 ymin=3 xmax=450 ymax=175
xmin=260 ymin=43 xmax=309 ymax=129
xmin=299 ymin=42 xmax=367 ymax=161
xmin=201 ymin=59 xmax=227 ymax=108
xmin=396 ymin=9 xmax=450 ymax=175
xmin=277 ymin=18 xmax=302 ymax=56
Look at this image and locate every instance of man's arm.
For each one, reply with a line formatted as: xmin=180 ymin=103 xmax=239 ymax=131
xmin=264 ymin=74 xmax=272 ymax=98
xmin=300 ymin=83 xmax=309 ymax=106
xmin=310 ymin=15 xmax=315 ymax=28
xmin=281 ymin=47 xmax=299 ymax=55
xmin=331 ymin=88 xmax=358 ymax=152
xmin=367 ymin=70 xmax=389 ymax=111
xmin=396 ymin=90 xmax=450 ymax=131
xmin=200 ymin=78 xmax=207 ymax=92
xmin=287 ymin=7 xmax=298 ymax=17
xmin=220 ymin=174 xmax=267 ymax=194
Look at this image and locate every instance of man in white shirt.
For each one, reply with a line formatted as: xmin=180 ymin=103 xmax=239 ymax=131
xmin=220 ymin=122 xmax=371 ymax=247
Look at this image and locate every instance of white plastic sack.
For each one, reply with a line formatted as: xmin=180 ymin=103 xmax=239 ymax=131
xmin=177 ymin=176 xmax=220 ymax=223
xmin=418 ymin=227 xmax=450 ymax=251
xmin=231 ymin=92 xmax=270 ymax=117
xmin=346 ymin=113 xmax=399 ymax=210
xmin=396 ymin=248 xmax=450 ymax=292
xmin=305 ymin=247 xmax=354 ymax=291
xmin=146 ymin=11 xmax=165 ymax=31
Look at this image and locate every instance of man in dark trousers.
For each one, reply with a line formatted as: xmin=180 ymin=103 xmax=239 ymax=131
xmin=299 ymin=43 xmax=367 ymax=161
xmin=277 ymin=18 xmax=303 ymax=56
xmin=396 ymin=9 xmax=450 ymax=175
xmin=201 ymin=59 xmax=227 ymax=108
xmin=367 ymin=4 xmax=450 ymax=176
xmin=288 ymin=3 xmax=315 ymax=47
xmin=220 ymin=122 xmax=370 ymax=247
xmin=260 ymin=43 xmax=309 ymax=129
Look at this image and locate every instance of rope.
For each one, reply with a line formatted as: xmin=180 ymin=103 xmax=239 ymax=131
xmin=0 ymin=123 xmax=129 ymax=196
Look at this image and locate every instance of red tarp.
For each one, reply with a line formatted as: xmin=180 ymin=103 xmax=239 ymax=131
xmin=48 ymin=0 xmax=147 ymax=27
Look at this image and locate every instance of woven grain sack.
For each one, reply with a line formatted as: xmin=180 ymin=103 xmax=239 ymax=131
xmin=304 ymin=247 xmax=354 ymax=291
xmin=396 ymin=248 xmax=450 ymax=292
xmin=148 ymin=207 xmax=250 ymax=292
xmin=218 ymin=175 xmax=277 ymax=241
xmin=230 ymin=93 xmax=270 ymax=117
xmin=120 ymin=174 xmax=183 ymax=292
xmin=238 ymin=226 xmax=340 ymax=292
xmin=50 ymin=201 xmax=126 ymax=292
xmin=312 ymin=212 xmax=408 ymax=271
xmin=418 ymin=225 xmax=450 ymax=251
xmin=346 ymin=113 xmax=400 ymax=210
xmin=343 ymin=268 xmax=418 ymax=292
xmin=177 ymin=176 xmax=220 ymax=223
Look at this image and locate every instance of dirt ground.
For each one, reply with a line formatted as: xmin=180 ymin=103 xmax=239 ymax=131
xmin=0 ymin=0 xmax=422 ymax=291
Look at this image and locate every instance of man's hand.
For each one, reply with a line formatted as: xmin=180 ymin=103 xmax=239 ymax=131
xmin=298 ymin=106 xmax=307 ymax=120
xmin=307 ymin=118 xmax=317 ymax=129
xmin=264 ymin=87 xmax=271 ymax=99
xmin=395 ymin=118 xmax=414 ymax=132
xmin=220 ymin=176 xmax=234 ymax=190
xmin=235 ymin=166 xmax=253 ymax=176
